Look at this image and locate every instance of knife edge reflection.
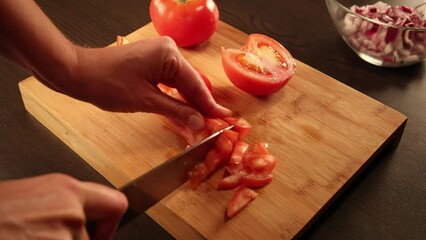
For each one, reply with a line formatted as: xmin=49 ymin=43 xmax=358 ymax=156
xmin=119 ymin=125 xmax=233 ymax=226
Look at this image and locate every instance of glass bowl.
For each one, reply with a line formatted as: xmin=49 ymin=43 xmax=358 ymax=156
xmin=325 ymin=0 xmax=426 ymax=67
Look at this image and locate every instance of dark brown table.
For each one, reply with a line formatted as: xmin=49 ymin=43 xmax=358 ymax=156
xmin=1 ymin=0 xmax=425 ymax=239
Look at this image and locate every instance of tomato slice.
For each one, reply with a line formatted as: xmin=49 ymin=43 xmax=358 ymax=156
xmin=227 ymin=186 xmax=258 ymax=218
xmin=221 ymin=34 xmax=296 ymax=96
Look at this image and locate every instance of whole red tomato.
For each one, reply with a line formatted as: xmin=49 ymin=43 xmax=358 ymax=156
xmin=149 ymin=0 xmax=219 ymax=47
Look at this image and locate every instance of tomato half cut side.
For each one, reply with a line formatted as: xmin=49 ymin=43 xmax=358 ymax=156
xmin=221 ymin=34 xmax=296 ymax=96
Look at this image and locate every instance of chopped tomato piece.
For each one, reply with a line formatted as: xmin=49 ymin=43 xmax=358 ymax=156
xmin=243 ymin=154 xmax=277 ymax=175
xmin=177 ymin=125 xmax=209 ymax=146
xmin=227 ymin=141 xmax=250 ymax=174
xmin=251 ymin=142 xmax=269 ymax=155
xmin=204 ymin=118 xmax=229 ymax=134
xmin=215 ymin=134 xmax=234 ymax=166
xmin=203 ymin=148 xmax=222 ymax=174
xmin=243 ymin=173 xmax=273 ymax=188
xmin=217 ymin=171 xmax=245 ymax=190
xmin=188 ymin=163 xmax=208 ymax=190
xmin=158 ymin=83 xmax=186 ymax=102
xmin=222 ymin=130 xmax=240 ymax=145
xmin=222 ymin=117 xmax=251 ymax=138
xmin=227 ymin=186 xmax=258 ymax=218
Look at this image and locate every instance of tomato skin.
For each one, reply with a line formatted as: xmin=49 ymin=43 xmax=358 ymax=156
xmin=149 ymin=0 xmax=219 ymax=47
xmin=221 ymin=34 xmax=296 ymax=96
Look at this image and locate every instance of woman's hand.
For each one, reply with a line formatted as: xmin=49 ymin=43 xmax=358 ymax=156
xmin=0 ymin=174 xmax=128 ymax=240
xmin=62 ymin=37 xmax=231 ymax=130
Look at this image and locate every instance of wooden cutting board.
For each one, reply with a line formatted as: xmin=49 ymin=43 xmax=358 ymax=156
xmin=19 ymin=21 xmax=407 ymax=239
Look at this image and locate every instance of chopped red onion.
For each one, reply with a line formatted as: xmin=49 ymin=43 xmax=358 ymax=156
xmin=343 ymin=1 xmax=426 ymax=65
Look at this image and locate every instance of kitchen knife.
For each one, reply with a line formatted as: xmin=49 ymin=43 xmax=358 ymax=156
xmin=118 ymin=125 xmax=233 ymax=226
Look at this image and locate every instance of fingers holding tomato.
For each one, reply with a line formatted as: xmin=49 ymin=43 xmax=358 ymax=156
xmin=221 ymin=34 xmax=297 ymax=96
xmin=149 ymin=0 xmax=219 ymax=47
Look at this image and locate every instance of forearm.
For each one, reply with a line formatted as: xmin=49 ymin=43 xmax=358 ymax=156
xmin=0 ymin=0 xmax=78 ymax=92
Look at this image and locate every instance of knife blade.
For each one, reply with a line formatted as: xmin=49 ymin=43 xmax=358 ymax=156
xmin=118 ymin=125 xmax=233 ymax=226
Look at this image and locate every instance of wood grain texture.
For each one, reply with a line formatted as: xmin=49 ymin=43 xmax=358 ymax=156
xmin=18 ymin=21 xmax=406 ymax=239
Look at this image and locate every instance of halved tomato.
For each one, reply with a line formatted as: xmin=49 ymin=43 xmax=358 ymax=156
xmin=221 ymin=34 xmax=296 ymax=96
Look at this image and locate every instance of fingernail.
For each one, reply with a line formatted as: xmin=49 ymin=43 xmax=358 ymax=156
xmin=187 ymin=114 xmax=204 ymax=130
